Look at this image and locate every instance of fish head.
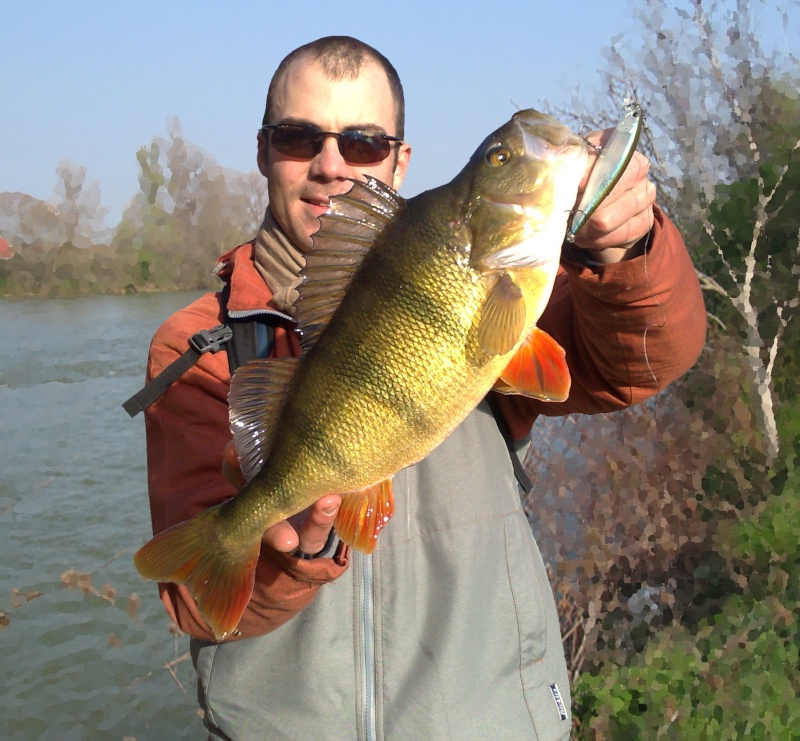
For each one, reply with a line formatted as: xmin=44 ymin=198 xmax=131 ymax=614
xmin=457 ymin=109 xmax=588 ymax=272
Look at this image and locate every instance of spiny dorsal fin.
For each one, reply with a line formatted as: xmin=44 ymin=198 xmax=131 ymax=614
xmin=297 ymin=177 xmax=404 ymax=351
xmin=229 ymin=358 xmax=300 ymax=481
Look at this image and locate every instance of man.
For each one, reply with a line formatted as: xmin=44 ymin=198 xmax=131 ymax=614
xmin=142 ymin=36 xmax=705 ymax=740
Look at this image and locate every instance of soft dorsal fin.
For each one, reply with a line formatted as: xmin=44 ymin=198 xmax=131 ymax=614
xmin=228 ymin=358 xmax=300 ymax=481
xmin=297 ymin=177 xmax=404 ymax=351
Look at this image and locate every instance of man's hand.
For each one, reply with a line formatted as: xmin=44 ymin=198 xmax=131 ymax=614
xmin=222 ymin=440 xmax=341 ymax=556
xmin=570 ymin=128 xmax=656 ymax=264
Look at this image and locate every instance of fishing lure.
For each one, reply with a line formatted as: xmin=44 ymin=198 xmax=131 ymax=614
xmin=566 ymin=95 xmax=644 ymax=241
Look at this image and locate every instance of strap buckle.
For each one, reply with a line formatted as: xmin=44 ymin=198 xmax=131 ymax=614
xmin=190 ymin=325 xmax=233 ymax=354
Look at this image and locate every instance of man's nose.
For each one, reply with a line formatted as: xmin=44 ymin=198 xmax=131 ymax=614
xmin=309 ymin=136 xmax=350 ymax=181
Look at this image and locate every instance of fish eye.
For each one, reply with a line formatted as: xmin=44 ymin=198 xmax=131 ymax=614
xmin=486 ymin=145 xmax=511 ymax=166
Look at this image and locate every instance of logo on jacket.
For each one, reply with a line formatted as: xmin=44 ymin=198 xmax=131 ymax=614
xmin=549 ymin=683 xmax=568 ymax=721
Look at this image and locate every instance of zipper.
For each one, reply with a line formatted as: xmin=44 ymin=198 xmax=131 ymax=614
xmin=227 ymin=307 xmax=294 ymax=322
xmin=356 ymin=552 xmax=377 ymax=741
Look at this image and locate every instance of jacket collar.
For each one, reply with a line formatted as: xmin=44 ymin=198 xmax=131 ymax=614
xmin=214 ymin=242 xmax=291 ymax=319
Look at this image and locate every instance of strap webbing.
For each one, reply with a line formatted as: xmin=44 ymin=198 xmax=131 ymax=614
xmin=226 ymin=320 xmax=275 ymax=374
xmin=121 ymin=324 xmax=233 ymax=418
xmin=486 ymin=393 xmax=533 ymax=495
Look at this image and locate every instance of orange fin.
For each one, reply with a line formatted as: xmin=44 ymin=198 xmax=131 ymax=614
xmin=335 ymin=479 xmax=395 ymax=555
xmin=494 ymin=326 xmax=571 ymax=401
xmin=478 ymin=273 xmax=526 ymax=356
xmin=133 ymin=505 xmax=260 ymax=641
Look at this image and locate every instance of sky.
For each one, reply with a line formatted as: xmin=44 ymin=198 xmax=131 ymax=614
xmin=2 ymin=1 xmax=797 ymax=228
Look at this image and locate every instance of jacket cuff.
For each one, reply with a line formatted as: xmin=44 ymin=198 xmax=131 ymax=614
xmin=270 ymin=540 xmax=350 ymax=584
xmin=559 ymin=206 xmax=671 ymax=304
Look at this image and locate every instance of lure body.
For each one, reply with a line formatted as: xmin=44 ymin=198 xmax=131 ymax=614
xmin=567 ymin=96 xmax=644 ymax=241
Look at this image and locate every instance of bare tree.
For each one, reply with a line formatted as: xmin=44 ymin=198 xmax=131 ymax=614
xmin=551 ymin=0 xmax=799 ymax=462
xmin=112 ymin=118 xmax=269 ymax=291
xmin=52 ymin=159 xmax=108 ymax=248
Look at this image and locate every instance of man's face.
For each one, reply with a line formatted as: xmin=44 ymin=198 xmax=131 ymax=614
xmin=258 ymin=58 xmax=411 ymax=251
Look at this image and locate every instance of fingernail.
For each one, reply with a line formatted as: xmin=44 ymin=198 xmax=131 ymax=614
xmin=321 ymin=498 xmax=338 ymax=516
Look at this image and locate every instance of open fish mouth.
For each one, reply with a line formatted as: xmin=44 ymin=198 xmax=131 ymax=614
xmin=482 ymin=191 xmax=551 ymax=211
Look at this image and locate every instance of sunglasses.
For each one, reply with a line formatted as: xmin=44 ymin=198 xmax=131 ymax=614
xmin=260 ymin=123 xmax=402 ymax=165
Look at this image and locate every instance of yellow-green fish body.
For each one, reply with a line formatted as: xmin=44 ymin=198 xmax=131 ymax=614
xmin=134 ymin=109 xmax=588 ymax=640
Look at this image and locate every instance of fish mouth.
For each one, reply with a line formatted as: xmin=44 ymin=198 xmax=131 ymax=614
xmin=514 ymin=109 xmax=585 ymax=150
xmin=481 ymin=193 xmax=548 ymax=217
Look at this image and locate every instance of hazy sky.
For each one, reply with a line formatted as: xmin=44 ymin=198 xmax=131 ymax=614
xmin=2 ymin=1 xmax=796 ymax=227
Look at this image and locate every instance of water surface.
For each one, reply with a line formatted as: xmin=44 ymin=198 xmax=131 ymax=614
xmin=2 ymin=291 xmax=207 ymax=739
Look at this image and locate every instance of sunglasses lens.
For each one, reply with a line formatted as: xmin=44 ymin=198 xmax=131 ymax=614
xmin=266 ymin=125 xmax=395 ymax=164
xmin=270 ymin=126 xmax=320 ymax=158
xmin=340 ymin=132 xmax=391 ymax=165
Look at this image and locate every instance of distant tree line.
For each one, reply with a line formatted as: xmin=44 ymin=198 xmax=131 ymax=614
xmin=0 ymin=117 xmax=267 ymax=298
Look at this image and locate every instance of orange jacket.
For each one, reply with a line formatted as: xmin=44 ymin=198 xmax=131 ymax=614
xmin=144 ymin=206 xmax=705 ymax=641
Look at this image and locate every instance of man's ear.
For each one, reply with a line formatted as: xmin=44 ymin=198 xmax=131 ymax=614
xmin=256 ymin=131 xmax=270 ymax=177
xmin=392 ymin=143 xmax=412 ymax=192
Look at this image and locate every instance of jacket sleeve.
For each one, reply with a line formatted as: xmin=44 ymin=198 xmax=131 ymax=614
xmin=142 ymin=294 xmax=348 ymax=642
xmin=496 ymin=206 xmax=707 ymax=439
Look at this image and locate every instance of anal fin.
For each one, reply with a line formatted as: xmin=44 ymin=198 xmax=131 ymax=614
xmin=493 ymin=326 xmax=571 ymax=401
xmin=335 ymin=479 xmax=395 ymax=554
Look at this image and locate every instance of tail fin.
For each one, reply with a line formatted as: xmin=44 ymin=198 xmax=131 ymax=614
xmin=134 ymin=505 xmax=260 ymax=641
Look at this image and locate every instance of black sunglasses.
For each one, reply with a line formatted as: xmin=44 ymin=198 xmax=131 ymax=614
xmin=260 ymin=123 xmax=402 ymax=165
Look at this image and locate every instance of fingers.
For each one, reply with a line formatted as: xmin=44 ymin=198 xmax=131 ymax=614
xmin=291 ymin=495 xmax=341 ymax=555
xmin=577 ymin=175 xmax=656 ymax=250
xmin=574 ymin=144 xmax=656 ymax=252
xmin=222 ymin=440 xmax=246 ymax=489
xmin=263 ymin=519 xmax=302 ymax=553
xmin=262 ymin=496 xmax=342 ymax=556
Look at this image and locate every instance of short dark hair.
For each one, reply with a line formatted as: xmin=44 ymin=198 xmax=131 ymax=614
xmin=262 ymin=36 xmax=405 ymax=139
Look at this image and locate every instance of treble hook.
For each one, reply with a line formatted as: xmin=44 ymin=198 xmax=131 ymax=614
xmin=577 ymin=125 xmax=602 ymax=154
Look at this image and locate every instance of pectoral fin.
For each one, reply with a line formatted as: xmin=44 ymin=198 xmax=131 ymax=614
xmin=335 ymin=479 xmax=395 ymax=554
xmin=478 ymin=273 xmax=526 ymax=356
xmin=493 ymin=326 xmax=570 ymax=401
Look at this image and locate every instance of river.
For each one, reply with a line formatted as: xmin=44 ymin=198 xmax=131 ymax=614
xmin=0 ymin=290 xmax=583 ymax=740
xmin=2 ymin=291 xmax=207 ymax=740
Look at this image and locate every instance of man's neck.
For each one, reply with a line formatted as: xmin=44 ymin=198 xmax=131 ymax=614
xmin=252 ymin=209 xmax=305 ymax=316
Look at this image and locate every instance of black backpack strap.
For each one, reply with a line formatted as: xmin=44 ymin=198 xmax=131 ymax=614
xmin=486 ymin=392 xmax=533 ymax=495
xmin=226 ymin=320 xmax=275 ymax=374
xmin=122 ymin=324 xmax=233 ymax=418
